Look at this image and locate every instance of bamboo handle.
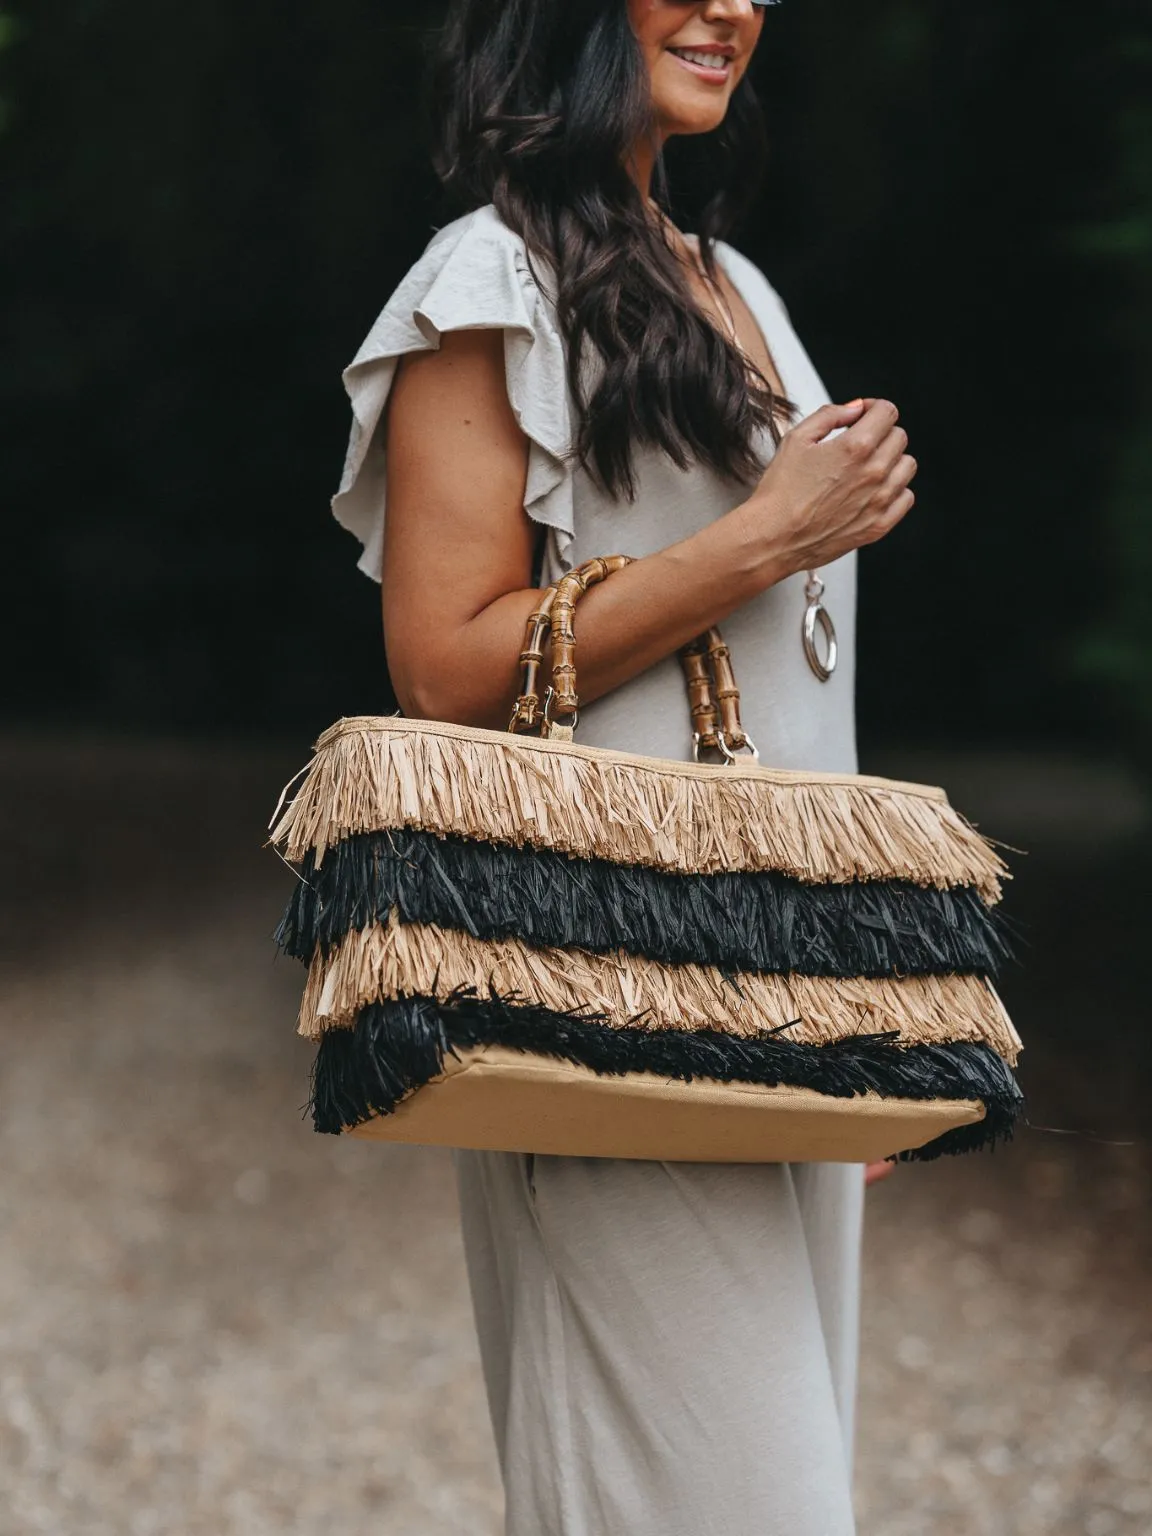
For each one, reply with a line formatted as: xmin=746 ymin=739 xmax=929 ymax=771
xmin=702 ymin=628 xmax=749 ymax=755
xmin=678 ymin=629 xmax=749 ymax=756
xmin=508 ymin=584 xmax=560 ymax=733
xmin=680 ymin=634 xmax=722 ymax=746
xmin=548 ymin=555 xmax=634 ymax=721
xmin=509 ymin=555 xmax=634 ymax=734
xmin=508 ymin=555 xmax=750 ymax=759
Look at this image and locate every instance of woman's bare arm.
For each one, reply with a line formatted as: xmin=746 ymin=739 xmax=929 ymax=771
xmin=382 ymin=329 xmax=914 ymax=729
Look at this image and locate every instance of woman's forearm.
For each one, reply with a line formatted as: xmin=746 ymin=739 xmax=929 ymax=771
xmin=385 ymin=334 xmax=908 ymax=731
xmin=402 ymin=492 xmax=788 ymax=730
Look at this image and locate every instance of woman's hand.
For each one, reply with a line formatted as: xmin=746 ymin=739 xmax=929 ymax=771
xmin=742 ymin=398 xmax=917 ymax=579
xmin=865 ymin=1160 xmax=897 ymax=1188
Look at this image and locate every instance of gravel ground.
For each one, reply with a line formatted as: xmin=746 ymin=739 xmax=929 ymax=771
xmin=1 ymin=737 xmax=1148 ymax=1535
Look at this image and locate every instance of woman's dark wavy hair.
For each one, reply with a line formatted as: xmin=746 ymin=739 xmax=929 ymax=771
xmin=430 ymin=0 xmax=790 ymax=499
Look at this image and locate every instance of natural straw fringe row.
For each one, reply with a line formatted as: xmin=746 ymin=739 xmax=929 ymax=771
xmin=270 ymin=718 xmax=1008 ymax=901
xmin=298 ymin=915 xmax=1022 ymax=1062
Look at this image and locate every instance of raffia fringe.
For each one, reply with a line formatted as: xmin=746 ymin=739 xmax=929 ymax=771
xmin=298 ymin=915 xmax=1022 ymax=1063
xmin=277 ymin=828 xmax=1013 ymax=977
xmin=270 ymin=718 xmax=1008 ymax=901
xmin=311 ymin=1000 xmax=1024 ymax=1156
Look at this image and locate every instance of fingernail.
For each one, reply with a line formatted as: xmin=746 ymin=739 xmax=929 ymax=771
xmin=845 ymin=398 xmax=864 ymax=410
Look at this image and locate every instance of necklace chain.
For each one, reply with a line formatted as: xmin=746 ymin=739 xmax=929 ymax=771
xmin=654 ymin=206 xmax=743 ymax=356
xmin=648 ymin=203 xmax=837 ymax=683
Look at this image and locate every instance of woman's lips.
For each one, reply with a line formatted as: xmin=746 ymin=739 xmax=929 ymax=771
xmin=667 ymin=47 xmax=733 ymax=85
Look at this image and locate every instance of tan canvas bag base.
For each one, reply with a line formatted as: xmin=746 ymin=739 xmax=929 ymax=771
xmin=345 ymin=1045 xmax=984 ymax=1164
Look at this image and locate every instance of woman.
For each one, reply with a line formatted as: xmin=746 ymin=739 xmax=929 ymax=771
xmin=331 ymin=1 xmax=916 ymax=1530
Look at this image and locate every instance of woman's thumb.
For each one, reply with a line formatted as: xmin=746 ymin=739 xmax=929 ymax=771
xmin=793 ymin=399 xmax=867 ymax=443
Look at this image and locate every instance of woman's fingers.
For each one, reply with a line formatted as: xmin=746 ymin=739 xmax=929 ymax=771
xmin=883 ymin=486 xmax=916 ymax=528
xmin=794 ymin=398 xmax=868 ymax=443
xmin=879 ymin=453 xmax=918 ymax=503
xmin=865 ymin=1160 xmax=897 ymax=1188
xmin=841 ymin=398 xmax=900 ymax=455
xmin=859 ymin=483 xmax=915 ymax=546
xmin=870 ymin=423 xmax=910 ymax=480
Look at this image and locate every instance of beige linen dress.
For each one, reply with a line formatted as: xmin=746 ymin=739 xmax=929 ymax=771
xmin=332 ymin=204 xmax=864 ymax=1535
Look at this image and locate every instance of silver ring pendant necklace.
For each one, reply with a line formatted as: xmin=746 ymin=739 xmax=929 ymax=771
xmin=802 ymin=571 xmax=838 ymax=682
xmin=670 ymin=211 xmax=840 ymax=686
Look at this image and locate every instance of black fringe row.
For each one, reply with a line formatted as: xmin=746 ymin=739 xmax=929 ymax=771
xmin=309 ymin=988 xmax=1024 ymax=1160
xmin=279 ymin=830 xmax=1012 ymax=979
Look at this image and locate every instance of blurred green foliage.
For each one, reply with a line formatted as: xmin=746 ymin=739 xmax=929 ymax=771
xmin=0 ymin=7 xmax=16 ymax=132
xmin=2 ymin=0 xmax=1149 ymax=751
xmin=1070 ymin=30 xmax=1152 ymax=758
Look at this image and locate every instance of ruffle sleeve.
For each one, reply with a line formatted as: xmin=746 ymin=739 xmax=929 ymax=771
xmin=331 ymin=206 xmax=575 ymax=581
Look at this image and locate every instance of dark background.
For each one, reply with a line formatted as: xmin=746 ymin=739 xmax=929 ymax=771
xmin=4 ymin=0 xmax=1151 ymax=754
xmin=2 ymin=5 xmax=1151 ymax=1530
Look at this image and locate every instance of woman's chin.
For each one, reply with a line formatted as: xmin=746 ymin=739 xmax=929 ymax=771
xmin=659 ymin=100 xmax=732 ymax=138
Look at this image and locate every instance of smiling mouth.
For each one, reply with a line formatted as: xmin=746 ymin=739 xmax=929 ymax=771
xmin=668 ymin=46 xmax=733 ymax=81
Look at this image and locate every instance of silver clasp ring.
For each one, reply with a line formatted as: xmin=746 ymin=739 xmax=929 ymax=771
xmin=693 ymin=731 xmax=760 ymax=764
xmin=718 ymin=730 xmax=760 ymax=764
xmin=802 ymin=576 xmax=838 ymax=683
xmin=542 ymin=685 xmax=579 ymax=736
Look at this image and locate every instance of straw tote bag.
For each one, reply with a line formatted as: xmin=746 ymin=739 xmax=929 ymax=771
xmin=270 ymin=554 xmax=1023 ymax=1163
